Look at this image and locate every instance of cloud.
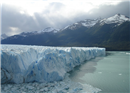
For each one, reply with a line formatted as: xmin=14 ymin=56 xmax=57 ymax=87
xmin=1 ymin=1 xmax=129 ymax=36
xmin=2 ymin=4 xmax=38 ymax=36
xmin=88 ymin=1 xmax=129 ymax=18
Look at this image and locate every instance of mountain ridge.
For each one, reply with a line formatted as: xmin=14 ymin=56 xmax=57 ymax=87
xmin=1 ymin=34 xmax=8 ymax=40
xmin=1 ymin=14 xmax=130 ymax=51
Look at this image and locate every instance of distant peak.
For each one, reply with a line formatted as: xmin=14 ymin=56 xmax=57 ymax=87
xmin=113 ymin=14 xmax=128 ymax=18
xmin=1 ymin=34 xmax=8 ymax=37
xmin=45 ymin=27 xmax=54 ymax=29
xmin=38 ymin=27 xmax=60 ymax=33
xmin=1 ymin=34 xmax=8 ymax=40
xmin=116 ymin=13 xmax=121 ymax=16
xmin=41 ymin=27 xmax=55 ymax=32
xmin=99 ymin=14 xmax=130 ymax=26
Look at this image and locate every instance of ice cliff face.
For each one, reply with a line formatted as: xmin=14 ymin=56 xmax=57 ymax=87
xmin=1 ymin=45 xmax=105 ymax=84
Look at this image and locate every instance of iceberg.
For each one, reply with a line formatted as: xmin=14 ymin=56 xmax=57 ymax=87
xmin=1 ymin=45 xmax=105 ymax=84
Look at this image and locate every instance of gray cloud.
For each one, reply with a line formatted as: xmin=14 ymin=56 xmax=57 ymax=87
xmin=2 ymin=1 xmax=129 ymax=36
xmin=88 ymin=1 xmax=129 ymax=19
xmin=2 ymin=4 xmax=39 ymax=36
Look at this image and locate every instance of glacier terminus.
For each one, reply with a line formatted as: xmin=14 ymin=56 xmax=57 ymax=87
xmin=1 ymin=45 xmax=105 ymax=84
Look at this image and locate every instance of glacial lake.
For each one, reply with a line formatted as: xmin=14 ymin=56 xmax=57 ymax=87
xmin=69 ymin=51 xmax=130 ymax=93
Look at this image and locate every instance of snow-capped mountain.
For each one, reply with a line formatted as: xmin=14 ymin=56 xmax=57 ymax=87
xmin=99 ymin=14 xmax=130 ymax=26
xmin=62 ymin=19 xmax=100 ymax=30
xmin=62 ymin=14 xmax=129 ymax=30
xmin=1 ymin=34 xmax=8 ymax=40
xmin=1 ymin=14 xmax=130 ymax=50
xmin=20 ymin=31 xmax=38 ymax=37
xmin=20 ymin=27 xmax=60 ymax=37
xmin=38 ymin=27 xmax=60 ymax=33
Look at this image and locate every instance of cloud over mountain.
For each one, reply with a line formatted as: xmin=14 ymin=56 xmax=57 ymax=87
xmin=1 ymin=1 xmax=129 ymax=36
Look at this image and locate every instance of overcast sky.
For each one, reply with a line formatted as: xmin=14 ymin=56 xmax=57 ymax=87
xmin=1 ymin=0 xmax=129 ymax=36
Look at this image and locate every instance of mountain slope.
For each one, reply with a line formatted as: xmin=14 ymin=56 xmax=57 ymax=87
xmin=55 ymin=21 xmax=129 ymax=50
xmin=1 ymin=14 xmax=130 ymax=51
xmin=1 ymin=34 xmax=8 ymax=40
xmin=57 ymin=14 xmax=130 ymax=50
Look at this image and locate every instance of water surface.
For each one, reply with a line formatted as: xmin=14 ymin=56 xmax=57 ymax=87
xmin=69 ymin=51 xmax=130 ymax=93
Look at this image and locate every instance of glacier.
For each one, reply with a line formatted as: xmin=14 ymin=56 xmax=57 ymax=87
xmin=1 ymin=45 xmax=105 ymax=84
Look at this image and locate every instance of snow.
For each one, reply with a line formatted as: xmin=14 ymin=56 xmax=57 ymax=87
xmin=19 ymin=31 xmax=36 ymax=37
xmin=100 ymin=14 xmax=130 ymax=26
xmin=62 ymin=19 xmax=99 ymax=30
xmin=18 ymin=27 xmax=60 ymax=37
xmin=63 ymin=25 xmax=70 ymax=30
xmin=62 ymin=14 xmax=129 ymax=30
xmin=82 ymin=22 xmax=96 ymax=27
xmin=81 ymin=19 xmax=99 ymax=27
xmin=38 ymin=27 xmax=60 ymax=33
xmin=75 ymin=23 xmax=79 ymax=24
xmin=1 ymin=34 xmax=8 ymax=40
xmin=1 ymin=44 xmax=105 ymax=84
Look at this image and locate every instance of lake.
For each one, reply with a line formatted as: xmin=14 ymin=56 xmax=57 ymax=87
xmin=69 ymin=51 xmax=130 ymax=93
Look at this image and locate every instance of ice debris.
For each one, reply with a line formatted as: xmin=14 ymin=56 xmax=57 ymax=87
xmin=1 ymin=74 xmax=101 ymax=93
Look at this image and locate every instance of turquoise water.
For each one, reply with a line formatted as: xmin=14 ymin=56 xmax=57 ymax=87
xmin=69 ymin=51 xmax=130 ymax=93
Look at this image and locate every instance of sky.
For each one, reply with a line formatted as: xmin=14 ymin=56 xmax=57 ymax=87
xmin=1 ymin=0 xmax=129 ymax=36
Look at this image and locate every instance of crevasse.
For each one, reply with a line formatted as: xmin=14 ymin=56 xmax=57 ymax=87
xmin=1 ymin=45 xmax=105 ymax=84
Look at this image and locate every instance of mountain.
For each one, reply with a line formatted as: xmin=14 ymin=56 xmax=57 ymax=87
xmin=18 ymin=27 xmax=60 ymax=37
xmin=56 ymin=14 xmax=130 ymax=50
xmin=1 ymin=14 xmax=130 ymax=51
xmin=99 ymin=14 xmax=129 ymax=26
xmin=62 ymin=19 xmax=99 ymax=30
xmin=1 ymin=34 xmax=8 ymax=40
xmin=1 ymin=27 xmax=60 ymax=45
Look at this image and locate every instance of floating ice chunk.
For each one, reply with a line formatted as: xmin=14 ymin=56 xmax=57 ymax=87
xmin=98 ymin=72 xmax=102 ymax=74
xmin=126 ymin=53 xmax=130 ymax=55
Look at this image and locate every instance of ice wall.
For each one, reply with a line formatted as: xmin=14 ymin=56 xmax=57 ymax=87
xmin=1 ymin=45 xmax=105 ymax=84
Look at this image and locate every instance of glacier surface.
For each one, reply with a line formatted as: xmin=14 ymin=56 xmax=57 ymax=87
xmin=1 ymin=45 xmax=105 ymax=84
